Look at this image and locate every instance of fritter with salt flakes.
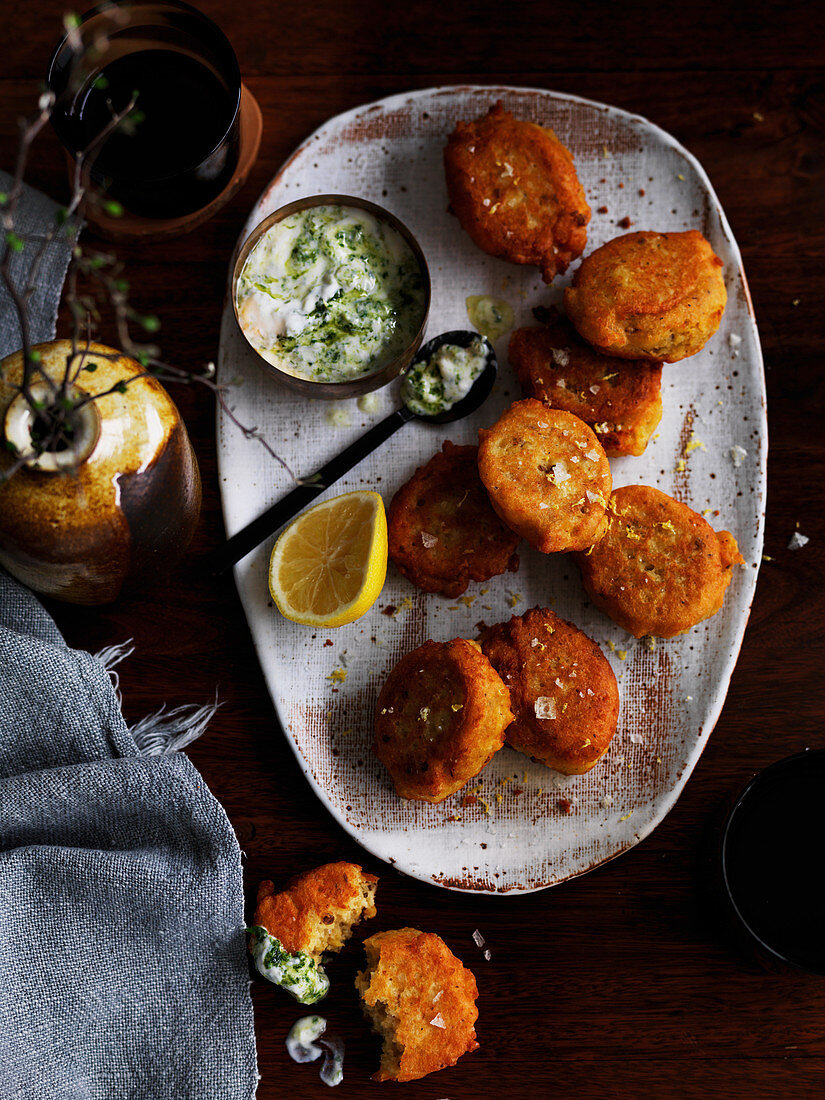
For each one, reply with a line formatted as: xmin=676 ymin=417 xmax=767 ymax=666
xmin=253 ymin=862 xmax=378 ymax=958
xmin=387 ymin=441 xmax=520 ymax=598
xmin=444 ymin=101 xmax=590 ymax=283
xmin=373 ymin=638 xmax=512 ymax=803
xmin=477 ymin=399 xmax=611 ymax=554
xmin=481 ymin=607 xmax=619 ymax=774
xmin=356 ymin=927 xmax=479 ymax=1083
xmin=573 ymin=484 xmax=744 ymax=638
xmin=564 ymin=230 xmax=727 ymax=362
xmin=509 ymin=312 xmax=663 ymax=456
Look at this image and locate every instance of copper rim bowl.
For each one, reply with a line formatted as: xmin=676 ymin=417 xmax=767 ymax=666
xmin=231 ymin=194 xmax=431 ymax=400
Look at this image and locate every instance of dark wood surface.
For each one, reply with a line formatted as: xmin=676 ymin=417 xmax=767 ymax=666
xmin=3 ymin=1 xmax=824 ymax=1096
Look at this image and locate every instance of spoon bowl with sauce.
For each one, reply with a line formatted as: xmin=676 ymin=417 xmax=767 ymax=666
xmin=210 ymin=331 xmax=496 ymax=574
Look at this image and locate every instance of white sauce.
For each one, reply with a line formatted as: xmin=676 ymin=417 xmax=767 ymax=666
xmin=402 ymin=336 xmax=488 ymax=417
xmin=236 ymin=205 xmax=426 ymax=382
xmin=248 ymin=926 xmax=330 ymax=1004
xmin=286 ymin=1015 xmax=344 ymax=1087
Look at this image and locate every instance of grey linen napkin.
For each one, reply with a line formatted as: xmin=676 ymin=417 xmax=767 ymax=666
xmin=0 ymin=176 xmax=257 ymax=1098
xmin=0 ymin=571 xmax=258 ymax=1100
xmin=0 ymin=169 xmax=73 ymax=360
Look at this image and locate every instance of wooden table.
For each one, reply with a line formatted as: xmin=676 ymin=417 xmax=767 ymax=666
xmin=4 ymin=1 xmax=824 ymax=1096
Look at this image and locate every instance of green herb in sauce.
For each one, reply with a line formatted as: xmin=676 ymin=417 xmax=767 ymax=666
xmin=248 ymin=925 xmax=330 ymax=1004
xmin=236 ymin=205 xmax=426 ymax=383
xmin=401 ymin=336 xmax=488 ymax=417
xmin=286 ymin=1015 xmax=345 ymax=1087
xmin=466 ymin=295 xmax=514 ymax=342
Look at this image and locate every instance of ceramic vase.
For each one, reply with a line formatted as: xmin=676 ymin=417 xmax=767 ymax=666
xmin=0 ymin=339 xmax=201 ymax=604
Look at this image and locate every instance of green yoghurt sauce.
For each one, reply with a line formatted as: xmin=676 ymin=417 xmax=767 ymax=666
xmin=236 ymin=205 xmax=426 ymax=382
xmin=401 ymin=336 xmax=488 ymax=416
xmin=248 ymin=925 xmax=330 ymax=1004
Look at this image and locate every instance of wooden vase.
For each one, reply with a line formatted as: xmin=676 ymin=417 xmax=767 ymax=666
xmin=0 ymin=339 xmax=201 ymax=605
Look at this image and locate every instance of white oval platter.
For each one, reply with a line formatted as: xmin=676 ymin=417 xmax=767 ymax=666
xmin=216 ymin=84 xmax=766 ymax=893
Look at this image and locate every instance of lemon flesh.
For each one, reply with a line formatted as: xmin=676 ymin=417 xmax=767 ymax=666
xmin=269 ymin=490 xmax=387 ymax=627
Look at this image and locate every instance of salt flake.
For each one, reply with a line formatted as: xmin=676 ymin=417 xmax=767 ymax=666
xmin=788 ymin=531 xmax=809 ymax=550
xmin=730 ymin=445 xmax=748 ymax=468
xmin=421 ymin=532 xmax=438 ymax=548
xmin=430 ymin=1013 xmax=446 ymax=1029
xmin=534 ymin=697 xmax=557 ymax=720
xmin=472 ymin=929 xmax=485 ymax=948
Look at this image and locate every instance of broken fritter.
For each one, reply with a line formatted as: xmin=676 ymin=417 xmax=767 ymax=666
xmin=444 ymin=100 xmax=590 ymax=283
xmin=356 ymin=927 xmax=479 ymax=1083
xmin=508 ymin=311 xmax=663 ymax=456
xmin=248 ymin=862 xmax=378 ymax=1003
xmin=573 ymin=484 xmax=744 ymax=637
xmin=481 ymin=607 xmax=619 ymax=774
xmin=387 ymin=441 xmax=520 ymax=598
xmin=373 ymin=638 xmax=512 ymax=803
xmin=477 ymin=399 xmax=612 ymax=553
xmin=564 ymin=229 xmax=727 ymax=362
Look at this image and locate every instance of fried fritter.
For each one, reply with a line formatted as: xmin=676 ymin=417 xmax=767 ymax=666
xmin=508 ymin=311 xmax=663 ymax=456
xmin=373 ymin=638 xmax=512 ymax=803
xmin=253 ymin=862 xmax=378 ymax=959
xmin=573 ymin=484 xmax=744 ymax=638
xmin=444 ymin=101 xmax=590 ymax=283
xmin=356 ymin=927 xmax=479 ymax=1083
xmin=481 ymin=607 xmax=619 ymax=774
xmin=477 ymin=399 xmax=611 ymax=553
xmin=564 ymin=230 xmax=727 ymax=362
xmin=387 ymin=441 xmax=520 ymax=598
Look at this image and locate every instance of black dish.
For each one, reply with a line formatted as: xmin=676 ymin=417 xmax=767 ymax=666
xmin=720 ymin=749 xmax=825 ymax=975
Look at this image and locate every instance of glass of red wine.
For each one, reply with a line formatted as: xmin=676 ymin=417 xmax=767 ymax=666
xmin=47 ymin=0 xmax=242 ymax=219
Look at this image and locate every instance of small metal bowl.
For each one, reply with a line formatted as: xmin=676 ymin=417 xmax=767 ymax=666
xmin=232 ymin=194 xmax=431 ymax=400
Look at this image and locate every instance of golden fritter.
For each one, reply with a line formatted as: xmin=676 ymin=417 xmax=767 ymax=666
xmin=252 ymin=862 xmax=378 ymax=959
xmin=481 ymin=607 xmax=619 ymax=774
xmin=564 ymin=230 xmax=727 ymax=362
xmin=356 ymin=927 xmax=479 ymax=1083
xmin=508 ymin=312 xmax=663 ymax=456
xmin=388 ymin=441 xmax=520 ymax=598
xmin=573 ymin=485 xmax=744 ymax=638
xmin=373 ymin=638 xmax=512 ymax=803
xmin=444 ymin=101 xmax=590 ymax=283
xmin=477 ymin=399 xmax=612 ymax=553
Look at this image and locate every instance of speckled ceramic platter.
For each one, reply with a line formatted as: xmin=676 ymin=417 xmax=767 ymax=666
xmin=216 ymin=85 xmax=766 ymax=893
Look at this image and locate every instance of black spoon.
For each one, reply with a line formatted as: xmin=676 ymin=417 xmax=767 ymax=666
xmin=209 ymin=331 xmax=496 ymax=575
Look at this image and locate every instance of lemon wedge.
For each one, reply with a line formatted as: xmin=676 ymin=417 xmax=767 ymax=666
xmin=269 ymin=490 xmax=387 ymax=627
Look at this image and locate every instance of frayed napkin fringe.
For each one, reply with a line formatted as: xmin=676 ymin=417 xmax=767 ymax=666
xmin=94 ymin=640 xmax=220 ymax=755
xmin=94 ymin=639 xmax=135 ymax=699
xmin=130 ymin=698 xmax=222 ymax=755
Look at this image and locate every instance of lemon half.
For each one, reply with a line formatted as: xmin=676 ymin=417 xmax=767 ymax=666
xmin=269 ymin=490 xmax=387 ymax=627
